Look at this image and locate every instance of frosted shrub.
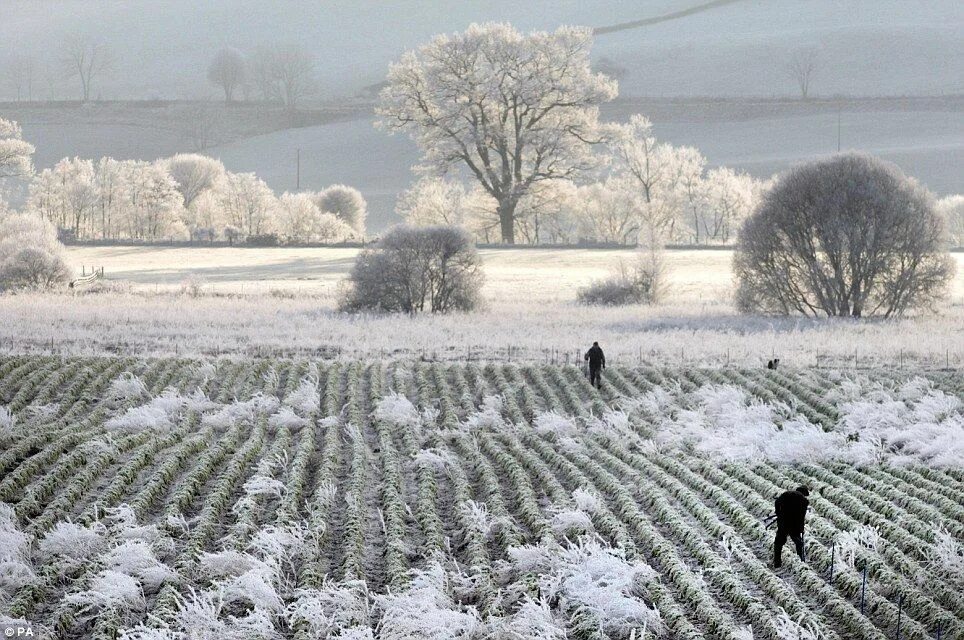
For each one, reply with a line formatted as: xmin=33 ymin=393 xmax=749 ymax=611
xmin=508 ymin=538 xmax=663 ymax=637
xmin=834 ymin=525 xmax=882 ymax=572
xmin=64 ymin=569 xmax=146 ymax=622
xmin=221 ymin=568 xmax=285 ymax=614
xmin=268 ymin=406 xmax=308 ymax=432
xmin=463 ymin=395 xmax=506 ymax=431
xmin=374 ymin=392 xmax=421 ymax=428
xmin=102 ymin=539 xmax=178 ymax=592
xmin=414 ymin=447 xmax=456 ymax=470
xmin=39 ymin=521 xmax=105 ymax=561
xmin=107 ymin=372 xmax=149 ymax=402
xmin=656 ymin=384 xmax=846 ymax=463
xmin=373 ymin=562 xmax=482 ymax=639
xmin=550 ymin=509 xmax=594 ymax=538
xmin=0 ymin=504 xmax=34 ymax=599
xmin=496 ymin=596 xmax=567 ymax=639
xmin=202 ymin=393 xmax=280 ymax=431
xmin=199 ymin=551 xmax=265 ymax=581
xmin=106 ymin=405 xmax=173 ymax=432
xmin=286 ymin=580 xmax=372 ymax=636
xmin=772 ymin=608 xmax=826 ymax=640
xmin=283 ymin=372 xmax=320 ymax=415
xmin=534 ymin=411 xmax=579 ymax=437
xmin=924 ymin=525 xmax=964 ymax=589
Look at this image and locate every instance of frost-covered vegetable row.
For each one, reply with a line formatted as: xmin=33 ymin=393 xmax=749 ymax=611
xmin=0 ymin=355 xmax=962 ymax=639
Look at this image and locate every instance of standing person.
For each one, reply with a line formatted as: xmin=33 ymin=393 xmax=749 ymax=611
xmin=773 ymin=485 xmax=810 ymax=568
xmin=584 ymin=341 xmax=606 ymax=389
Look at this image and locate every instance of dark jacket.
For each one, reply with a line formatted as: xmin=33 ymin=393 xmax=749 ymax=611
xmin=585 ymin=345 xmax=605 ymax=369
xmin=775 ymin=490 xmax=809 ymax=532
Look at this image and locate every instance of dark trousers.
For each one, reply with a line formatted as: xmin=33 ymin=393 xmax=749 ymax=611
xmin=589 ymin=365 xmax=602 ymax=388
xmin=774 ymin=527 xmax=805 ymax=567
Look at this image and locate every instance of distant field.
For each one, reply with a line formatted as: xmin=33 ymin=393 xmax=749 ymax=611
xmin=0 ymin=246 xmax=954 ymax=366
xmin=64 ymin=246 xmax=964 ymax=305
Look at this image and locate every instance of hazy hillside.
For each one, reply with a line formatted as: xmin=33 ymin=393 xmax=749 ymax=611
xmin=1 ymin=0 xmax=960 ymax=100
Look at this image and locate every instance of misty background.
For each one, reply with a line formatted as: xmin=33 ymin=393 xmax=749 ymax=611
xmin=2 ymin=0 xmax=962 ymax=230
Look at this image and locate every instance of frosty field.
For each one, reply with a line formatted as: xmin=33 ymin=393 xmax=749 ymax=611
xmin=0 ymin=355 xmax=962 ymax=639
xmin=1 ymin=246 xmax=959 ymax=369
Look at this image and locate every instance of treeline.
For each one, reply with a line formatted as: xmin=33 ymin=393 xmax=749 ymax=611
xmin=24 ymin=154 xmax=365 ymax=243
xmin=398 ymin=115 xmax=767 ymax=246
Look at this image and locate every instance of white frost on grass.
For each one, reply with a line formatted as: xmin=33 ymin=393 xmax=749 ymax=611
xmin=0 ymin=406 xmax=16 ymax=434
xmin=373 ymin=392 xmax=421 ymax=429
xmin=106 ymin=388 xmax=216 ymax=432
xmin=106 ymin=372 xmax=149 ymax=403
xmin=534 ymin=411 xmax=580 ymax=437
xmin=201 ymin=393 xmax=280 ymax=431
xmin=924 ymin=525 xmax=964 ymax=589
xmin=39 ymin=521 xmax=106 ymax=561
xmin=374 ymin=562 xmax=481 ymax=640
xmin=0 ymin=504 xmax=34 ymax=599
xmin=283 ymin=370 xmax=320 ymax=415
xmin=507 ymin=537 xmax=663 ymax=637
xmin=268 ymin=406 xmax=308 ymax=432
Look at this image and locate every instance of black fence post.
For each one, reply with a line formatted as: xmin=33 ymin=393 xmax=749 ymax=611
xmin=896 ymin=593 xmax=904 ymax=640
xmin=828 ymin=544 xmax=835 ymax=586
xmin=859 ymin=564 xmax=867 ymax=615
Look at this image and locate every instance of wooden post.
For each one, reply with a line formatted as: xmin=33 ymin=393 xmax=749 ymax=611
xmin=828 ymin=544 xmax=835 ymax=586
xmin=896 ymin=593 xmax=904 ymax=640
xmin=859 ymin=564 xmax=867 ymax=614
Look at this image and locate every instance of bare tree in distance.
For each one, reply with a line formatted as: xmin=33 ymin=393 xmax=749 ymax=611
xmin=378 ymin=23 xmax=617 ymax=244
xmin=207 ymin=48 xmax=246 ymax=103
xmin=181 ymin=104 xmax=223 ymax=151
xmin=61 ymin=34 xmax=113 ymax=102
xmin=6 ymin=55 xmax=38 ymax=102
xmin=271 ymin=45 xmax=316 ymax=110
xmin=735 ymin=153 xmax=955 ymax=318
xmin=787 ymin=48 xmax=819 ymax=100
xmin=247 ymin=46 xmax=316 ymax=110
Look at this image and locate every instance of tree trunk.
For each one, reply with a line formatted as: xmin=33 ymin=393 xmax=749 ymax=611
xmin=498 ymin=198 xmax=516 ymax=244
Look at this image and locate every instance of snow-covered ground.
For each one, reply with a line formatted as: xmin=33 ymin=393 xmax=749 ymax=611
xmin=1 ymin=356 xmax=962 ymax=638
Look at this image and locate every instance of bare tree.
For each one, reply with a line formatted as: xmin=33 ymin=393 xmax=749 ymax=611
xmin=181 ymin=104 xmax=223 ymax=151
xmin=6 ymin=55 xmax=37 ymax=102
xmin=271 ymin=45 xmax=315 ymax=110
xmin=207 ymin=48 xmax=246 ymax=103
xmin=61 ymin=35 xmax=113 ymax=102
xmin=735 ymin=153 xmax=955 ymax=318
xmin=378 ymin=23 xmax=617 ymax=244
xmin=246 ymin=45 xmax=315 ymax=109
xmin=340 ymin=225 xmax=484 ymax=314
xmin=787 ymin=48 xmax=819 ymax=100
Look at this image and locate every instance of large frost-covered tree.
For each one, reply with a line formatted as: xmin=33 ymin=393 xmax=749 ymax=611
xmin=0 ymin=119 xmax=35 ymax=178
xmin=735 ymin=153 xmax=954 ymax=318
xmin=378 ymin=23 xmax=617 ymax=244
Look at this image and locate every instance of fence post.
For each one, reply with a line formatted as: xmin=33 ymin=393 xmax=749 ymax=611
xmin=937 ymin=620 xmax=943 ymax=639
xmin=859 ymin=564 xmax=867 ymax=614
xmin=896 ymin=593 xmax=904 ymax=640
xmin=828 ymin=544 xmax=835 ymax=586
